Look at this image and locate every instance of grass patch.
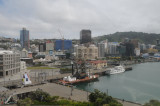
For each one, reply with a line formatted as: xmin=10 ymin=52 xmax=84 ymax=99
xmin=27 ymin=67 xmax=59 ymax=70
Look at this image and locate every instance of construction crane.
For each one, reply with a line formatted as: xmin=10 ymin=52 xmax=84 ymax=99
xmin=58 ymin=29 xmax=64 ymax=51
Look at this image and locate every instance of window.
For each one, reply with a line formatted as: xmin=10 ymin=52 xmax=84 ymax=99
xmin=6 ymin=71 xmax=8 ymax=76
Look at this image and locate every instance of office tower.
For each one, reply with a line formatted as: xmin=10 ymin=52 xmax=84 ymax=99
xmin=98 ymin=43 xmax=105 ymax=57
xmin=39 ymin=43 xmax=46 ymax=52
xmin=108 ymin=42 xmax=119 ymax=54
xmin=157 ymin=39 xmax=160 ymax=45
xmin=80 ymin=30 xmax=92 ymax=44
xmin=20 ymin=28 xmax=30 ymax=50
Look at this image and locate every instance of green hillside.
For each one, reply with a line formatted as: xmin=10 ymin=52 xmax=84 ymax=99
xmin=94 ymin=31 xmax=160 ymax=44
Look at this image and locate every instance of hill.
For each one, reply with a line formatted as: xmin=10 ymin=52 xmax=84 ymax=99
xmin=93 ymin=31 xmax=160 ymax=44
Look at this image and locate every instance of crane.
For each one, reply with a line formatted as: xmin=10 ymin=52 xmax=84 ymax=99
xmin=58 ymin=29 xmax=64 ymax=51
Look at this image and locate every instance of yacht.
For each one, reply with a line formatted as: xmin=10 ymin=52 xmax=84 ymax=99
xmin=106 ymin=65 xmax=125 ymax=75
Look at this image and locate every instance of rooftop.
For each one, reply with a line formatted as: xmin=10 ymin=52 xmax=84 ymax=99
xmin=0 ymin=50 xmax=17 ymax=54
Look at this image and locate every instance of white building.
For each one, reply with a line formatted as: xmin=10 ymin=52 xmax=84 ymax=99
xmin=102 ymin=39 xmax=109 ymax=53
xmin=135 ymin=48 xmax=140 ymax=56
xmin=20 ymin=48 xmax=28 ymax=58
xmin=20 ymin=61 xmax=27 ymax=71
xmin=46 ymin=41 xmax=54 ymax=56
xmin=0 ymin=50 xmax=20 ymax=77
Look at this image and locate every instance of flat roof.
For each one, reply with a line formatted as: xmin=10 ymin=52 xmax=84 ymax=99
xmin=0 ymin=50 xmax=19 ymax=54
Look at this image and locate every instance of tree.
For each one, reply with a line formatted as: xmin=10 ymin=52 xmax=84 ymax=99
xmin=29 ymin=89 xmax=52 ymax=102
xmin=17 ymin=98 xmax=32 ymax=106
xmin=144 ymin=100 xmax=160 ymax=106
xmin=89 ymin=89 xmax=122 ymax=106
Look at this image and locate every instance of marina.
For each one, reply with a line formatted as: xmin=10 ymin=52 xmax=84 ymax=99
xmin=75 ymin=62 xmax=160 ymax=104
xmin=1 ymin=62 xmax=159 ymax=105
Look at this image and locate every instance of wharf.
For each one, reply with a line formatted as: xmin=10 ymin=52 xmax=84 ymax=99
xmin=0 ymin=66 xmax=133 ymax=87
xmin=1 ymin=82 xmax=141 ymax=106
xmin=125 ymin=66 xmax=133 ymax=71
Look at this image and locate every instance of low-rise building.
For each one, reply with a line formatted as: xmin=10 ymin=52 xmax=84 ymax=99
xmin=89 ymin=60 xmax=107 ymax=70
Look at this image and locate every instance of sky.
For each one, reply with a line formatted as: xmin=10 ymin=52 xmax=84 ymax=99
xmin=0 ymin=0 xmax=160 ymax=39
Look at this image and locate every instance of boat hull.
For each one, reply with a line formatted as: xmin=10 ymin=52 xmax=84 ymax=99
xmin=59 ymin=75 xmax=99 ymax=85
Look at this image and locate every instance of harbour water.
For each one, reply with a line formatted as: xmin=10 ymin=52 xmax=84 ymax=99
xmin=75 ymin=62 xmax=160 ymax=104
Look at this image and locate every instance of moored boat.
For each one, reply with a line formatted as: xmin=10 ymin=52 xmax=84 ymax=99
xmin=59 ymin=74 xmax=99 ymax=85
xmin=106 ymin=65 xmax=125 ymax=75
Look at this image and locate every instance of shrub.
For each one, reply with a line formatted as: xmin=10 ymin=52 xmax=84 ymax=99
xmin=144 ymin=100 xmax=160 ymax=106
xmin=17 ymin=98 xmax=32 ymax=106
xmin=89 ymin=89 xmax=122 ymax=106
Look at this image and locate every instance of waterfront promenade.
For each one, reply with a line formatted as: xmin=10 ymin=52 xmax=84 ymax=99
xmin=1 ymin=82 xmax=142 ymax=106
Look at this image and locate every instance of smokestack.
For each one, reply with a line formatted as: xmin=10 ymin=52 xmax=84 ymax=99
xmin=156 ymin=39 xmax=159 ymax=45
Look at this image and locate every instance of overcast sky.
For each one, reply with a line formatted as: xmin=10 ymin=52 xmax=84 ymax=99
xmin=0 ymin=0 xmax=160 ymax=39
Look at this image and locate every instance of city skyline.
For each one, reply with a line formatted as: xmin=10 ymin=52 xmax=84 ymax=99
xmin=1 ymin=0 xmax=160 ymax=39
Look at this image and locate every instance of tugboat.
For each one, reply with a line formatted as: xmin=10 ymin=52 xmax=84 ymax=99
xmin=59 ymin=60 xmax=99 ymax=85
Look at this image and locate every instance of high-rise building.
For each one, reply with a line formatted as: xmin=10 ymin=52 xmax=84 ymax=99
xmin=155 ymin=39 xmax=160 ymax=52
xmin=20 ymin=28 xmax=30 ymax=50
xmin=101 ymin=39 xmax=109 ymax=54
xmin=98 ymin=43 xmax=105 ymax=57
xmin=80 ymin=30 xmax=92 ymax=44
xmin=156 ymin=39 xmax=160 ymax=45
xmin=117 ymin=45 xmax=126 ymax=56
xmin=140 ymin=44 xmax=146 ymax=52
xmin=125 ymin=42 xmax=135 ymax=56
xmin=108 ymin=42 xmax=119 ymax=54
xmin=54 ymin=40 xmax=72 ymax=51
xmin=46 ymin=40 xmax=54 ymax=56
xmin=39 ymin=43 xmax=46 ymax=52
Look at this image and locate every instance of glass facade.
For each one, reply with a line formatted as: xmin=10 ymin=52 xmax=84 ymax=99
xmin=55 ymin=40 xmax=72 ymax=51
xmin=20 ymin=28 xmax=30 ymax=50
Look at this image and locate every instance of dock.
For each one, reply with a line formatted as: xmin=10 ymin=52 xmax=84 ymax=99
xmin=0 ymin=66 xmax=133 ymax=87
xmin=125 ymin=66 xmax=133 ymax=71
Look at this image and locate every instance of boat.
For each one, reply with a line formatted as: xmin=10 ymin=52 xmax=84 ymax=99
xmin=106 ymin=65 xmax=125 ymax=75
xmin=59 ymin=73 xmax=99 ymax=85
xmin=59 ymin=60 xmax=99 ymax=85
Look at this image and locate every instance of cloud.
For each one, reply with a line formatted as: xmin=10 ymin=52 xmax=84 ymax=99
xmin=0 ymin=0 xmax=160 ymax=39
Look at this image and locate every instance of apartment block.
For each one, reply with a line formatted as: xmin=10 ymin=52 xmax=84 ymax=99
xmin=75 ymin=44 xmax=98 ymax=60
xmin=0 ymin=51 xmax=20 ymax=77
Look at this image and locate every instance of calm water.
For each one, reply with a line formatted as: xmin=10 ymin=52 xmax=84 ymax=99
xmin=75 ymin=62 xmax=160 ymax=104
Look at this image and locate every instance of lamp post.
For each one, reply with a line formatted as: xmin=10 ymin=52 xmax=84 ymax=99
xmin=87 ymin=82 xmax=89 ymax=100
xmin=71 ymin=86 xmax=73 ymax=96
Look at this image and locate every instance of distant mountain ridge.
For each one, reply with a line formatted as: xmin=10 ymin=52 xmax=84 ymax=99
xmin=93 ymin=31 xmax=160 ymax=44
